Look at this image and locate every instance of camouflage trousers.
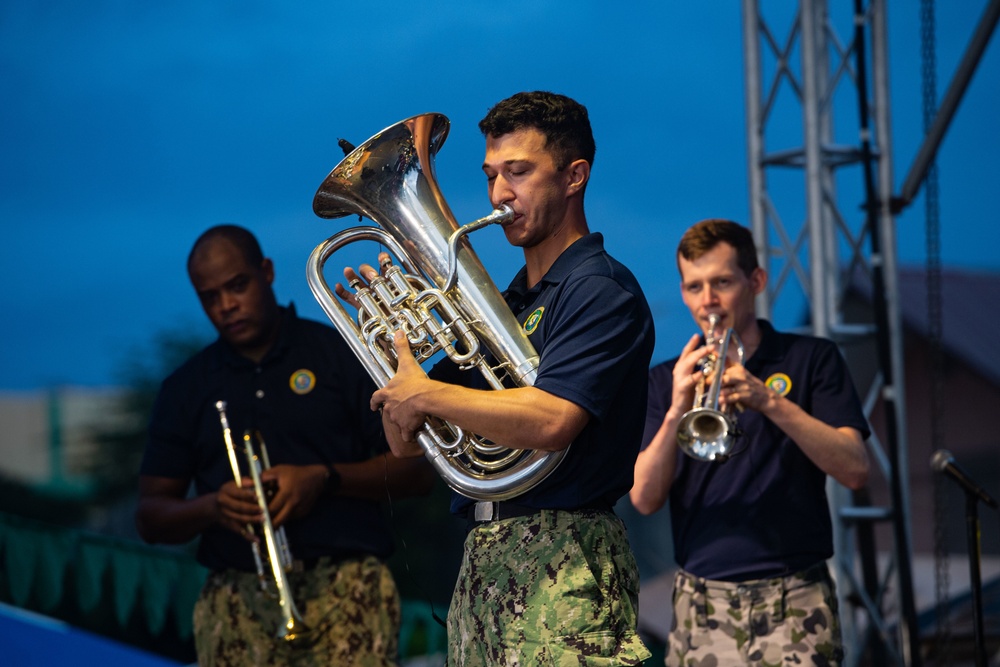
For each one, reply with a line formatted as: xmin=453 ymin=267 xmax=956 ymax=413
xmin=665 ymin=563 xmax=843 ymax=667
xmin=447 ymin=508 xmax=651 ymax=666
xmin=193 ymin=554 xmax=401 ymax=667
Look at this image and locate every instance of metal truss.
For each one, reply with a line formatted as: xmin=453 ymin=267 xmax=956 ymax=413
xmin=740 ymin=1 xmax=920 ymax=664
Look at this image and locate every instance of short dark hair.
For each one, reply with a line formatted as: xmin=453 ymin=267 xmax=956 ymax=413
xmin=187 ymin=224 xmax=264 ymax=274
xmin=677 ymin=219 xmax=760 ymax=278
xmin=479 ymin=91 xmax=596 ymax=170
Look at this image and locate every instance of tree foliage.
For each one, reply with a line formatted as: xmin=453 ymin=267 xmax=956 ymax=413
xmin=83 ymin=326 xmax=211 ymax=509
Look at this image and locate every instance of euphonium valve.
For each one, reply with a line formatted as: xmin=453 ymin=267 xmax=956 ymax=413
xmin=676 ymin=315 xmax=745 ymax=462
xmin=307 ymin=113 xmax=567 ymax=500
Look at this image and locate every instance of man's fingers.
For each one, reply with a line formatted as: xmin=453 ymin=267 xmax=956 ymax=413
xmin=341 ymin=261 xmax=381 ymax=289
xmin=393 ymin=331 xmax=427 ymax=375
xmin=393 ymin=330 xmax=409 ymax=352
xmin=358 ymin=262 xmax=380 ymax=282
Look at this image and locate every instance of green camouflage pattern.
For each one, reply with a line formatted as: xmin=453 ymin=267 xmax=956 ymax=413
xmin=447 ymin=509 xmax=651 ymax=666
xmin=665 ymin=564 xmax=843 ymax=667
xmin=193 ymin=555 xmax=400 ymax=666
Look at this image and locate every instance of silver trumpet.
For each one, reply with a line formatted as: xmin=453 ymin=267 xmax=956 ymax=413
xmin=215 ymin=401 xmax=311 ymax=646
xmin=306 ymin=113 xmax=566 ymax=501
xmin=677 ymin=314 xmax=745 ymax=462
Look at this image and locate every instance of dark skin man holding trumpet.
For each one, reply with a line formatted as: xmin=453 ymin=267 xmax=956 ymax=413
xmin=136 ymin=224 xmax=433 ymax=666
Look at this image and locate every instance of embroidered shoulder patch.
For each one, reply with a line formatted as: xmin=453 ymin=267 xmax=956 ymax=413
xmin=289 ymin=369 xmax=316 ymax=395
xmin=765 ymin=372 xmax=792 ymax=396
xmin=523 ymin=307 xmax=544 ymax=335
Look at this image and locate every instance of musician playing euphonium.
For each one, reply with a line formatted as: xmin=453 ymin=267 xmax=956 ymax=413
xmin=631 ymin=219 xmax=870 ymax=667
xmin=342 ymin=91 xmax=655 ymax=667
xmin=136 ymin=225 xmax=434 ymax=666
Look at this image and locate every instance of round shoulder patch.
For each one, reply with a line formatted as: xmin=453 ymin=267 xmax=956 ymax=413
xmin=765 ymin=372 xmax=792 ymax=397
xmin=523 ymin=307 xmax=544 ymax=335
xmin=289 ymin=369 xmax=317 ymax=395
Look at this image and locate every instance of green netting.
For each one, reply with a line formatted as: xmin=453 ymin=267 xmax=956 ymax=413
xmin=138 ymin=553 xmax=180 ymax=636
xmin=0 ymin=516 xmax=71 ymax=610
xmin=399 ymin=599 xmax=448 ymax=658
xmin=2 ymin=517 xmax=42 ymax=606
xmin=76 ymin=539 xmax=110 ymax=613
xmin=174 ymin=560 xmax=207 ymax=641
xmin=31 ymin=526 xmax=74 ymax=612
xmin=109 ymin=545 xmax=143 ymax=627
xmin=0 ymin=512 xmax=207 ymax=643
xmin=0 ymin=513 xmax=440 ymax=660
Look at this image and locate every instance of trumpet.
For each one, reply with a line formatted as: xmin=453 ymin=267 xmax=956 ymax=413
xmin=676 ymin=314 xmax=745 ymax=462
xmin=215 ymin=401 xmax=311 ymax=646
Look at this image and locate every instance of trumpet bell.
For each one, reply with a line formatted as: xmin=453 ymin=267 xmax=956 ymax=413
xmin=280 ymin=614 xmax=313 ymax=646
xmin=676 ymin=317 xmax=744 ymax=463
xmin=676 ymin=407 xmax=737 ymax=462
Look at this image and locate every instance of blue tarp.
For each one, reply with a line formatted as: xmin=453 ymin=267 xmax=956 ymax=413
xmin=0 ymin=603 xmax=185 ymax=666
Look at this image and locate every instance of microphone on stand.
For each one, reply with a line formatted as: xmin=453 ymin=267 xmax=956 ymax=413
xmin=930 ymin=449 xmax=998 ymax=508
xmin=931 ymin=449 xmax=997 ymax=667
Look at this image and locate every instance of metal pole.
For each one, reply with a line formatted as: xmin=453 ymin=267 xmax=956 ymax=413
xmin=898 ymin=0 xmax=1000 ymax=209
xmin=800 ymin=0 xmax=829 ymax=336
xmin=863 ymin=1 xmax=922 ymax=663
xmin=742 ymin=0 xmax=772 ymax=319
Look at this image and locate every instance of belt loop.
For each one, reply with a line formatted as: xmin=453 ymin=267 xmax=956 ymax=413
xmin=687 ymin=572 xmax=710 ymax=628
xmin=775 ymin=573 xmax=790 ymax=623
xmin=473 ymin=501 xmax=497 ymax=522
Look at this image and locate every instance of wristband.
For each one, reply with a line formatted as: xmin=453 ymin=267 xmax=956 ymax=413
xmin=324 ymin=464 xmax=341 ymax=496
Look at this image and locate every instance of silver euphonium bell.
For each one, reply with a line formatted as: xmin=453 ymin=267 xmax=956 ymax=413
xmin=306 ymin=113 xmax=566 ymax=501
xmin=215 ymin=401 xmax=312 ymax=646
xmin=677 ymin=314 xmax=745 ymax=462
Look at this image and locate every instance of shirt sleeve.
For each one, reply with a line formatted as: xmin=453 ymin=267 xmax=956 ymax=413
xmin=532 ymin=275 xmax=648 ymax=421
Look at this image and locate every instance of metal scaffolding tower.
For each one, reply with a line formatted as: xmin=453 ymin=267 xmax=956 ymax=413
xmin=740 ymin=1 xmax=920 ymax=664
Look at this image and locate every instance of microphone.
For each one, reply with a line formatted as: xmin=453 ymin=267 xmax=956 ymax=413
xmin=931 ymin=449 xmax=998 ymax=508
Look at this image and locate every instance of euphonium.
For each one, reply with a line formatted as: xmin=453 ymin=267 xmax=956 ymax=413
xmin=215 ymin=401 xmax=311 ymax=646
xmin=306 ymin=113 xmax=566 ymax=501
xmin=676 ymin=314 xmax=745 ymax=462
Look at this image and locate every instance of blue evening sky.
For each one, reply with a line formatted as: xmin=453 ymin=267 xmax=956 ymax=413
xmin=1 ymin=2 xmax=997 ymax=390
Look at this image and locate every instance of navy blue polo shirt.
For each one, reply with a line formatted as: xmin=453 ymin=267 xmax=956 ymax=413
xmin=643 ymin=319 xmax=870 ymax=581
xmin=141 ymin=305 xmax=392 ymax=572
xmin=449 ymin=233 xmax=655 ymax=516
